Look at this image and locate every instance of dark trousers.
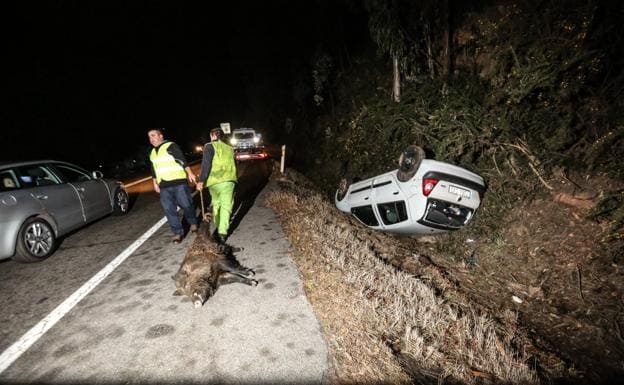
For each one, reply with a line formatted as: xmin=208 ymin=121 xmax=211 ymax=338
xmin=159 ymin=184 xmax=197 ymax=235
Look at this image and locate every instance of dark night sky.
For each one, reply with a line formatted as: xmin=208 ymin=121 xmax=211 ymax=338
xmin=5 ymin=1 xmax=368 ymax=169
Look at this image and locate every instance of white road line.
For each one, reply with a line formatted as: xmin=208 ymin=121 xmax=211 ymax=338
xmin=0 ymin=216 xmax=169 ymax=375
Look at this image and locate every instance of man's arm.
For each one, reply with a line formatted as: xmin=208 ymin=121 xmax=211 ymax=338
xmin=152 ymin=178 xmax=160 ymax=193
xmin=184 ymin=166 xmax=196 ymax=184
xmin=168 ymin=142 xmax=196 ymax=184
xmin=196 ymin=143 xmax=214 ymax=190
xmin=147 ymin=150 xmax=160 ymax=193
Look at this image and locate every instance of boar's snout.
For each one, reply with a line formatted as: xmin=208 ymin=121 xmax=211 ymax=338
xmin=192 ymin=291 xmax=205 ymax=308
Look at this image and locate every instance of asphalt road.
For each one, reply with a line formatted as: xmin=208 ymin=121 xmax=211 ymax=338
xmin=0 ymin=159 xmax=328 ymax=384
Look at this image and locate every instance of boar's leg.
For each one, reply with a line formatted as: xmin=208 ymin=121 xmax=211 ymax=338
xmin=216 ymin=259 xmax=255 ymax=278
xmin=218 ymin=273 xmax=258 ymax=287
xmin=172 ymin=270 xmax=189 ymax=296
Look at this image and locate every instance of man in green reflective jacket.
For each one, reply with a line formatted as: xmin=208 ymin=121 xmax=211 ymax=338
xmin=196 ymin=128 xmax=237 ymax=245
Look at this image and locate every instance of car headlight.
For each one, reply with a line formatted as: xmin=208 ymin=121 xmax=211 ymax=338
xmin=253 ymin=136 xmax=260 ymax=143
xmin=230 ymin=138 xmax=238 ymax=145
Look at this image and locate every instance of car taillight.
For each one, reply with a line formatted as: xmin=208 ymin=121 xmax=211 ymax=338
xmin=422 ymin=178 xmax=438 ymax=196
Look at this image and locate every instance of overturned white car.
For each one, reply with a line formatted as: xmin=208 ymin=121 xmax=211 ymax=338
xmin=335 ymin=145 xmax=486 ymax=235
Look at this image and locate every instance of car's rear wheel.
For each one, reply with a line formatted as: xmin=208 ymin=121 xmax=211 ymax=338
xmin=14 ymin=217 xmax=57 ymax=263
xmin=112 ymin=188 xmax=130 ymax=215
xmin=397 ymin=145 xmax=425 ymax=182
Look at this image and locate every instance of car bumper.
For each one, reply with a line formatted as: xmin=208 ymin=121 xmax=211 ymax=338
xmin=417 ymin=198 xmax=474 ymax=230
xmin=235 ymin=151 xmax=269 ymax=161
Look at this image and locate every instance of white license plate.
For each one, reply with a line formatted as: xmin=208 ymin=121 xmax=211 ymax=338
xmin=449 ymin=185 xmax=471 ymax=199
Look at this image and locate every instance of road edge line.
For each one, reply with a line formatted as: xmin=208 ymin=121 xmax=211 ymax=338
xmin=0 ymin=216 xmax=168 ymax=375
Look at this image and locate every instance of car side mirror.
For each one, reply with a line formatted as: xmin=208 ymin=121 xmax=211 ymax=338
xmin=92 ymin=170 xmax=104 ymax=179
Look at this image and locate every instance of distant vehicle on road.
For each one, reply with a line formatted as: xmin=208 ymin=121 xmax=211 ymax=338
xmin=335 ymin=146 xmax=486 ymax=235
xmin=0 ymin=160 xmax=130 ymax=262
xmin=229 ymin=128 xmax=262 ymax=150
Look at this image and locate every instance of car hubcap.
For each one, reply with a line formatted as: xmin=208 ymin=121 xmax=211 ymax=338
xmin=25 ymin=222 xmax=53 ymax=257
xmin=117 ymin=191 xmax=129 ymax=212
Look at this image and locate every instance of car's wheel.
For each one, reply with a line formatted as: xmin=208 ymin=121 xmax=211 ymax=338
xmin=13 ymin=217 xmax=57 ymax=263
xmin=112 ymin=187 xmax=130 ymax=215
xmin=397 ymin=145 xmax=425 ymax=182
xmin=336 ymin=178 xmax=350 ymax=202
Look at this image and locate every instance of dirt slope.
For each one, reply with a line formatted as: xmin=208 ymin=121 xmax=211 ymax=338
xmin=268 ymin=167 xmax=623 ymax=384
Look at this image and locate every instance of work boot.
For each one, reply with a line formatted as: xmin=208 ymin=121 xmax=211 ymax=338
xmin=190 ymin=224 xmax=198 ymax=233
xmin=172 ymin=234 xmax=183 ymax=244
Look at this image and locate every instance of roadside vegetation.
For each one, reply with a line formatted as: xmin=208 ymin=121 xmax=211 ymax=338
xmin=285 ymin=0 xmax=623 ymax=236
xmin=266 ymin=169 xmax=553 ymax=384
xmin=274 ymin=1 xmax=624 ymax=383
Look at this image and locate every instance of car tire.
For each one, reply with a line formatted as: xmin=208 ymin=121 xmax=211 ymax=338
xmin=112 ymin=188 xmax=130 ymax=215
xmin=13 ymin=217 xmax=57 ymax=263
xmin=397 ymin=145 xmax=425 ymax=182
xmin=336 ymin=177 xmax=350 ymax=202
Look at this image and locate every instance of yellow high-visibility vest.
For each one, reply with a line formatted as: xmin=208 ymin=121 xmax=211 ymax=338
xmin=206 ymin=141 xmax=237 ymax=187
xmin=150 ymin=142 xmax=187 ymax=183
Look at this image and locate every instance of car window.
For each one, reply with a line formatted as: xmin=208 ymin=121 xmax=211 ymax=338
xmin=52 ymin=165 xmax=91 ymax=183
xmin=0 ymin=169 xmax=20 ymax=192
xmin=377 ymin=201 xmax=408 ymax=225
xmin=351 ymin=205 xmax=379 ymax=226
xmin=16 ymin=166 xmax=60 ymax=188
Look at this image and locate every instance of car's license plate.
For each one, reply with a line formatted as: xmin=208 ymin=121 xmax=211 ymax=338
xmin=449 ymin=185 xmax=471 ymax=199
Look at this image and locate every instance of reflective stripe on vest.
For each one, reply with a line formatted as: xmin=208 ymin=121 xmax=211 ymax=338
xmin=149 ymin=142 xmax=187 ymax=183
xmin=206 ymin=141 xmax=237 ymax=187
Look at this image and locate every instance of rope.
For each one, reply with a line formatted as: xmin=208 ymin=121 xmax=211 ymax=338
xmin=199 ymin=188 xmax=212 ymax=222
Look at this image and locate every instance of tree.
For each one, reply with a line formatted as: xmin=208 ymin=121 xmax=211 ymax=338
xmin=365 ymin=0 xmax=409 ymax=102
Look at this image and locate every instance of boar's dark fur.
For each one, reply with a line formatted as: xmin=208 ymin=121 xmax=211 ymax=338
xmin=172 ymin=228 xmax=257 ymax=308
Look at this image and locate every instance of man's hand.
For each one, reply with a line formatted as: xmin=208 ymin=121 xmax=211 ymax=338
xmin=153 ymin=180 xmax=160 ymax=194
xmin=185 ymin=166 xmax=197 ymax=185
xmin=196 ymin=182 xmax=204 ymax=191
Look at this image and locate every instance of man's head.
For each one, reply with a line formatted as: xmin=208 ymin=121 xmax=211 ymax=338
xmin=210 ymin=128 xmax=224 ymax=142
xmin=148 ymin=128 xmax=165 ymax=147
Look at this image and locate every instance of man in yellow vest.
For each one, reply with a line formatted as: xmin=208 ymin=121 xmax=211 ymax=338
xmin=148 ymin=128 xmax=198 ymax=244
xmin=196 ymin=128 xmax=237 ymax=245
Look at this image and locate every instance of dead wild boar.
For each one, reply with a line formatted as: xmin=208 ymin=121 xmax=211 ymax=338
xmin=172 ymin=230 xmax=257 ymax=308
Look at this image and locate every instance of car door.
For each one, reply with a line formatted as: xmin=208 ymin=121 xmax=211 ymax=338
xmin=16 ymin=164 xmax=85 ymax=234
xmin=344 ymin=179 xmax=381 ymax=229
xmin=370 ymin=173 xmax=410 ymax=230
xmin=51 ymin=163 xmax=112 ymax=222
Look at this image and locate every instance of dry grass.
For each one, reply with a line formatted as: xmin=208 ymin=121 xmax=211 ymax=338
xmin=265 ymin=171 xmax=539 ymax=384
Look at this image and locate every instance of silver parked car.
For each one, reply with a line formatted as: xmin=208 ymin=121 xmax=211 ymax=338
xmin=0 ymin=160 xmax=130 ymax=262
xmin=335 ymin=146 xmax=486 ymax=235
